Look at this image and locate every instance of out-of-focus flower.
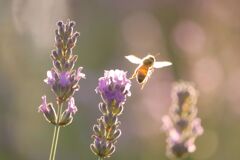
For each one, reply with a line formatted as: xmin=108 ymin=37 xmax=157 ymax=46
xmin=91 ymin=70 xmax=131 ymax=159
xmin=162 ymin=82 xmax=203 ymax=158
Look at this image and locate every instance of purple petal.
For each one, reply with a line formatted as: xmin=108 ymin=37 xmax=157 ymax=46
xmin=44 ymin=70 xmax=56 ymax=85
xmin=67 ymin=97 xmax=78 ymax=114
xmin=38 ymin=95 xmax=49 ymax=113
xmin=76 ymin=67 xmax=86 ymax=80
xmin=59 ymin=72 xmax=71 ymax=87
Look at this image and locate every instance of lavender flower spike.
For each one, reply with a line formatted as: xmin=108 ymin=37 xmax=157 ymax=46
xmin=91 ymin=70 xmax=131 ymax=159
xmin=38 ymin=20 xmax=85 ymax=160
xmin=162 ymin=82 xmax=203 ymax=158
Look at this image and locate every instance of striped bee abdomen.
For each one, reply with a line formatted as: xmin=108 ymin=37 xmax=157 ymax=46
xmin=137 ymin=66 xmax=148 ymax=83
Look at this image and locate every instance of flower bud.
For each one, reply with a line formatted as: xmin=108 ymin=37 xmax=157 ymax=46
xmin=38 ymin=96 xmax=56 ymax=125
xmin=93 ymin=125 xmax=101 ymax=137
xmin=53 ymin=60 xmax=62 ymax=71
xmin=99 ymin=103 xmax=108 ymax=115
xmin=59 ymin=110 xmax=73 ymax=127
xmin=111 ymin=129 xmax=121 ymax=141
xmin=112 ymin=105 xmax=124 ymax=115
xmin=103 ymin=113 xmax=117 ymax=128
xmin=43 ymin=104 xmax=57 ymax=124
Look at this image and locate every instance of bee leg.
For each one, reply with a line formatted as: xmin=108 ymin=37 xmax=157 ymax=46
xmin=140 ymin=69 xmax=153 ymax=89
xmin=130 ymin=76 xmax=135 ymax=80
xmin=148 ymin=68 xmax=154 ymax=77
xmin=140 ymin=78 xmax=148 ymax=90
xmin=130 ymin=71 xmax=137 ymax=79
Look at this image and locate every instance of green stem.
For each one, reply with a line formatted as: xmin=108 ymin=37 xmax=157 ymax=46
xmin=52 ymin=125 xmax=61 ymax=160
xmin=49 ymin=102 xmax=63 ymax=160
xmin=49 ymin=125 xmax=57 ymax=160
xmin=98 ymin=157 xmax=103 ymax=160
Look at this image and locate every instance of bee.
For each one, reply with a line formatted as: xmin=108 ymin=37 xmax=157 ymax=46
xmin=125 ymin=54 xmax=172 ymax=89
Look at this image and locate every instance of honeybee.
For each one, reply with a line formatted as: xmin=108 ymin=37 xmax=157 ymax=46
xmin=125 ymin=54 xmax=172 ymax=89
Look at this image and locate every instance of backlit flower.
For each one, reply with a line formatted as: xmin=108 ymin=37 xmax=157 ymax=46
xmin=91 ymin=69 xmax=131 ymax=159
xmin=96 ymin=70 xmax=131 ymax=105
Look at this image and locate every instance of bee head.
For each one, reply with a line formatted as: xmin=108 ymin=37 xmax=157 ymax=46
xmin=143 ymin=55 xmax=155 ymax=66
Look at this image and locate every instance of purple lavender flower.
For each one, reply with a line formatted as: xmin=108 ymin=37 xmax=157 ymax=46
xmin=40 ymin=19 xmax=85 ymax=120
xmin=96 ymin=70 xmax=131 ymax=106
xmin=91 ymin=70 xmax=131 ymax=159
xmin=44 ymin=68 xmax=85 ymax=100
xmin=162 ymin=82 xmax=203 ymax=158
xmin=38 ymin=20 xmax=84 ymax=160
xmin=41 ymin=19 xmax=85 ymax=102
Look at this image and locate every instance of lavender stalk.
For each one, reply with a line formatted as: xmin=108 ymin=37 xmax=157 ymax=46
xmin=38 ymin=20 xmax=85 ymax=160
xmin=162 ymin=82 xmax=203 ymax=159
xmin=90 ymin=70 xmax=131 ymax=159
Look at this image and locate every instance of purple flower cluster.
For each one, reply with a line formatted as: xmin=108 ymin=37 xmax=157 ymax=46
xmin=43 ymin=20 xmax=85 ymax=102
xmin=91 ymin=70 xmax=131 ymax=159
xmin=96 ymin=70 xmax=131 ymax=106
xmin=44 ymin=67 xmax=85 ymax=101
xmin=162 ymin=82 xmax=203 ymax=158
xmin=39 ymin=20 xmax=85 ymax=126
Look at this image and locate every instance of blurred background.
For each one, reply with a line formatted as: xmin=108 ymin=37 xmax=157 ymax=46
xmin=0 ymin=0 xmax=239 ymax=159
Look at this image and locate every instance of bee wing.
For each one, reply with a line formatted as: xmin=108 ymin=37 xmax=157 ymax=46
xmin=154 ymin=61 xmax=172 ymax=68
xmin=125 ymin=55 xmax=142 ymax=64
